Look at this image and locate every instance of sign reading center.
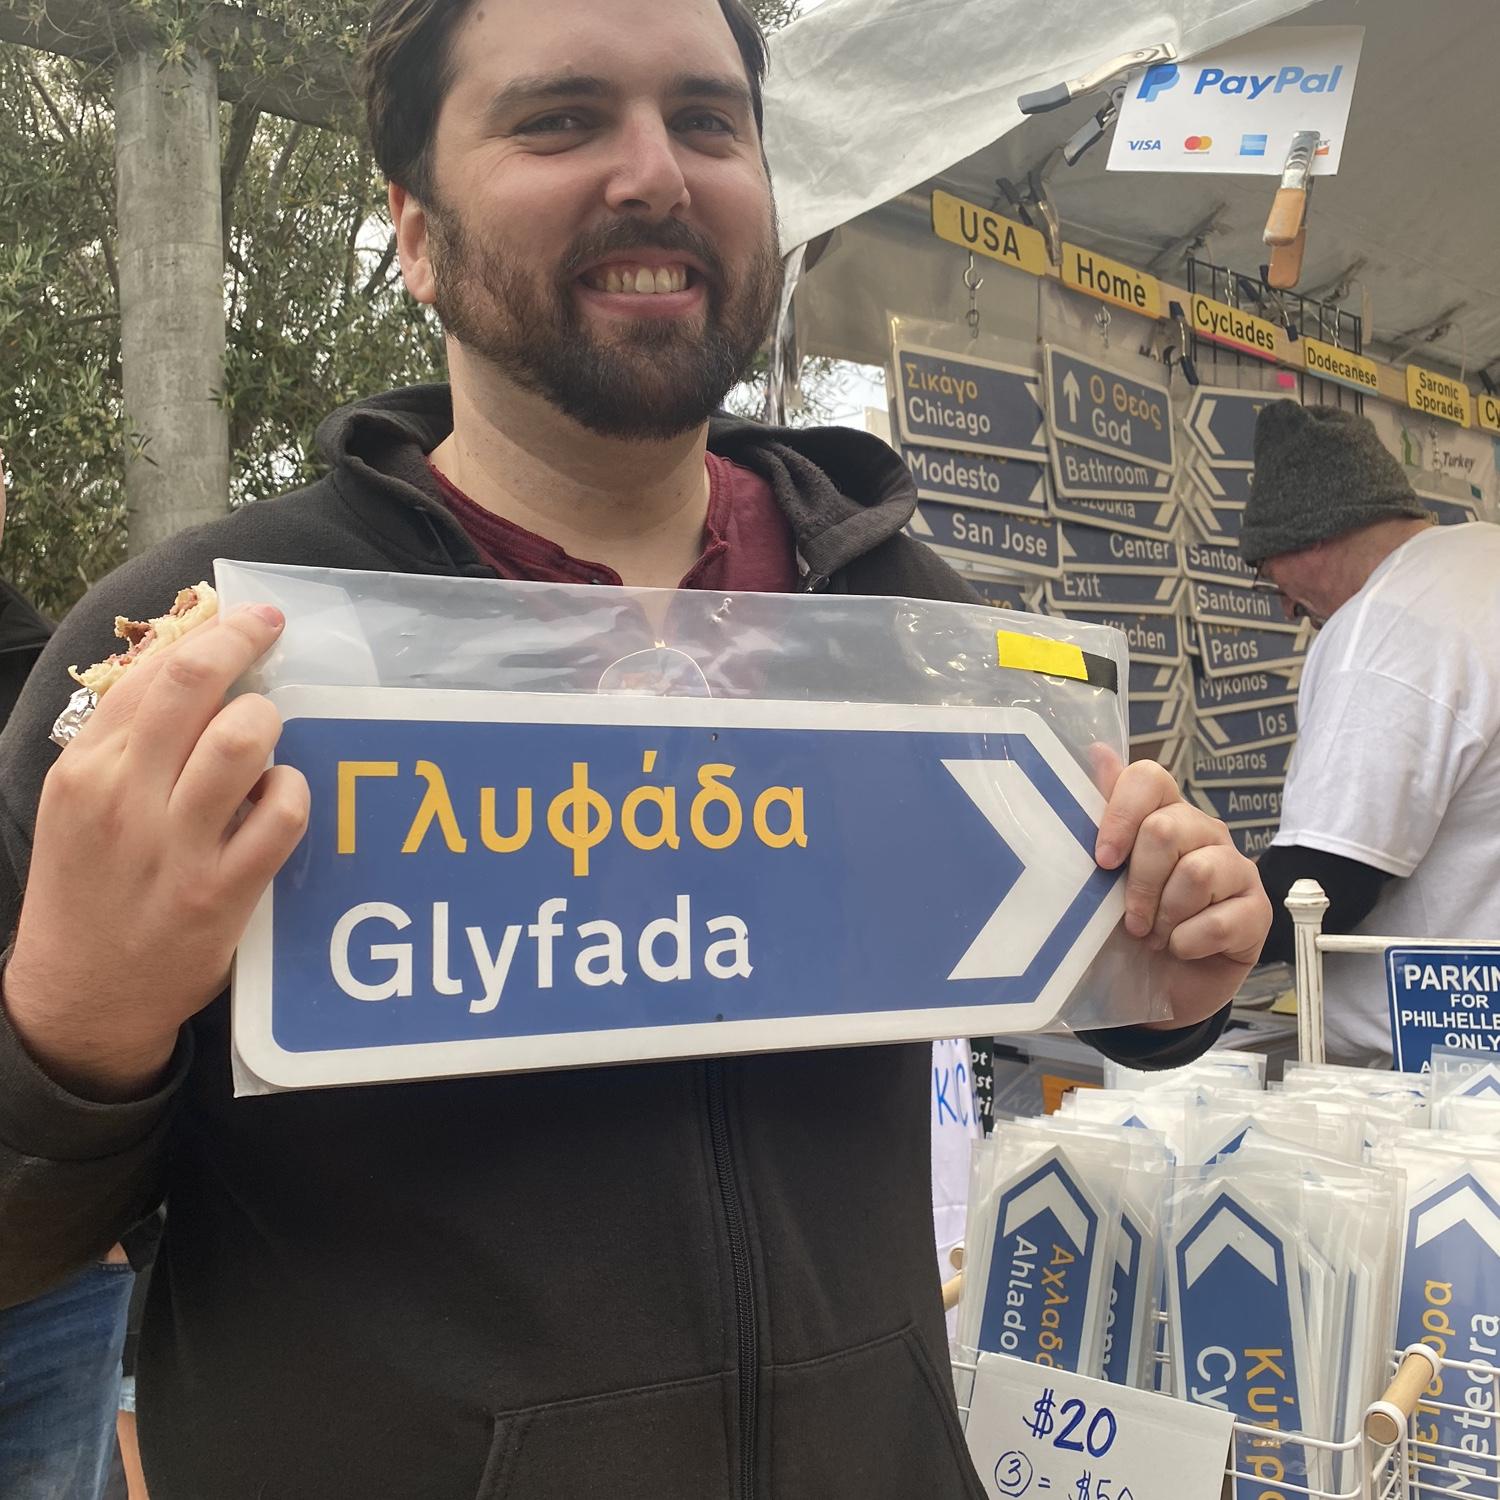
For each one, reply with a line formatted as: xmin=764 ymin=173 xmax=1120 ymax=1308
xmin=1043 ymin=347 xmax=1175 ymax=472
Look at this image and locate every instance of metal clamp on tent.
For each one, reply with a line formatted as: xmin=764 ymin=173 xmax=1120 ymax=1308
xmin=1264 ymin=130 xmax=1321 ymax=290
xmin=1016 ymin=43 xmax=1178 ymax=115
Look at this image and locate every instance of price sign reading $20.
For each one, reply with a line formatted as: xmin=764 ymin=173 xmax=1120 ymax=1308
xmin=965 ymin=1355 xmax=1233 ymax=1500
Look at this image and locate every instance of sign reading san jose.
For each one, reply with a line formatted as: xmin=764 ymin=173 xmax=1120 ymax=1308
xmin=234 ymin=689 xmax=1126 ymax=1088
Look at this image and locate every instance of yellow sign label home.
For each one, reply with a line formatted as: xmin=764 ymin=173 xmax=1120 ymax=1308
xmin=1406 ymin=365 xmax=1472 ymax=428
xmin=1060 ymin=244 xmax=1163 ymax=320
xmin=1477 ymin=392 xmax=1500 ymax=435
xmin=930 ymin=190 xmax=1049 ymax=278
xmin=1301 ymin=337 xmax=1379 ymax=393
xmin=1189 ymin=295 xmax=1279 ymax=360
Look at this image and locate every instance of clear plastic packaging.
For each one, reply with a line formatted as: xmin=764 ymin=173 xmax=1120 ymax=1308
xmin=1103 ymin=1047 xmax=1268 ymax=1094
xmin=957 ymin=1117 xmax=1130 ymax=1379
xmin=214 ymin=560 xmax=1173 ymax=1094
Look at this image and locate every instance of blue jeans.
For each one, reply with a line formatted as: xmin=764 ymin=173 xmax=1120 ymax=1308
xmin=0 ymin=1263 xmax=134 ymax=1499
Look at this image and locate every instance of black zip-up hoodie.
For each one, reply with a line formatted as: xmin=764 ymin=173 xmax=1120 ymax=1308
xmin=0 ymin=388 xmax=1220 ymax=1499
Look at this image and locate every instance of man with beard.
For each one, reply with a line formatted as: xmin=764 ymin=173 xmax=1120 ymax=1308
xmin=0 ymin=2 xmax=1270 ymax=1495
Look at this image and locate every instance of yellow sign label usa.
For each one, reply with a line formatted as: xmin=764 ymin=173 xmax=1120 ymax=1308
xmin=1476 ymin=393 xmax=1500 ymax=435
xmin=1060 ymin=244 xmax=1163 ymax=320
xmin=931 ymin=190 xmax=1049 ymax=278
xmin=1301 ymin=337 xmax=1380 ymax=394
xmin=1189 ymin=295 xmax=1279 ymax=360
xmin=1406 ymin=365 xmax=1472 ymax=428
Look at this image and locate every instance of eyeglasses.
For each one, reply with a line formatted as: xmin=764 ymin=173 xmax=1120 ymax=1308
xmin=1249 ymin=565 xmax=1282 ymax=595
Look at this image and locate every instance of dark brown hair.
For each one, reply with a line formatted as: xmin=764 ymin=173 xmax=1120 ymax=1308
xmin=360 ymin=0 xmax=770 ymax=203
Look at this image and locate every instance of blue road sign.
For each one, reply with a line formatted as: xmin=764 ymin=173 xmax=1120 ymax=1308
xmin=901 ymin=443 xmax=1050 ymax=519
xmin=1189 ymin=464 xmax=1256 ymax=506
xmin=1194 ymin=620 xmax=1308 ymax=678
xmin=1385 ymin=946 xmax=1500 ymax=1072
xmin=1129 ymin=694 xmax=1188 ymax=741
xmin=1049 ymin=435 xmax=1175 ymax=503
xmin=1184 ymin=541 xmax=1253 ymax=587
xmin=1195 ymin=701 xmax=1298 ymax=753
xmin=1416 ymin=492 xmax=1482 ymax=527
xmin=1059 ymin=523 xmax=1180 ymax=575
xmin=1050 ymin=489 xmax=1178 ymax=541
xmin=1132 ymin=661 xmax=1186 ymax=700
xmin=1044 ymin=346 xmax=1175 ymax=472
xmin=1186 ymin=500 xmax=1245 ymax=546
xmin=1189 ymin=740 xmax=1294 ymax=788
xmin=909 ymin=500 xmax=1061 ymax=577
xmin=1102 ymin=1207 xmax=1146 ymax=1386
xmin=1046 ymin=572 xmax=1184 ymax=615
xmin=1230 ymin=824 xmax=1278 ymax=859
xmin=1053 ymin=608 xmax=1183 ymax=666
xmin=893 ymin=344 xmax=1047 ymax=461
xmin=1396 ymin=1169 xmax=1500 ymax=1494
xmin=962 ymin=575 xmax=1039 ymax=612
xmin=1170 ymin=1188 xmax=1312 ymax=1500
xmin=1193 ymin=664 xmax=1299 ymax=716
xmin=1183 ymin=388 xmax=1273 ymax=469
xmin=1189 ymin=783 xmax=1283 ymax=828
xmin=980 ymin=1148 xmax=1108 ymax=1371
xmin=1189 ymin=579 xmax=1302 ymax=633
xmin=234 ymin=691 xmax=1126 ymax=1088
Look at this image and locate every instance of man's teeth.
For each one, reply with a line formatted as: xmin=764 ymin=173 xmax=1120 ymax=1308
xmin=586 ymin=265 xmax=690 ymax=294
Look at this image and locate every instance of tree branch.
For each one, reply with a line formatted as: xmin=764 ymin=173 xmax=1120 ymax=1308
xmin=265 ymin=121 xmax=304 ymax=209
xmin=361 ymin=232 xmax=399 ymax=300
xmin=221 ymin=97 xmax=261 ymax=258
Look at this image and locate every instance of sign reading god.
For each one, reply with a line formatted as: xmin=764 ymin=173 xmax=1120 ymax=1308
xmin=233 ymin=689 xmax=1125 ymax=1089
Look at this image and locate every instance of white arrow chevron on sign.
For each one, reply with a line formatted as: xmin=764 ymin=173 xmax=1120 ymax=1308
xmin=1192 ymin=398 xmax=1225 ymax=458
xmin=1002 ymin=1158 xmax=1094 ymax=1251
xmin=908 ymin=507 xmax=934 ymax=539
xmin=1027 ymin=379 xmax=1047 ymax=449
xmin=1184 ymin=1199 xmax=1280 ymax=1289
xmin=1414 ymin=1179 xmax=1500 ymax=1258
xmin=943 ymin=758 xmax=1102 ymax=980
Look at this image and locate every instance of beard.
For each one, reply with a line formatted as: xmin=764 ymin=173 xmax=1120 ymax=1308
xmin=426 ymin=201 xmax=783 ymax=441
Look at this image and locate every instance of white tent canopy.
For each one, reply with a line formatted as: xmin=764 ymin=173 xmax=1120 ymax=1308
xmin=763 ymin=0 xmax=1316 ymax=253
xmin=764 ymin=0 xmax=1500 ymax=384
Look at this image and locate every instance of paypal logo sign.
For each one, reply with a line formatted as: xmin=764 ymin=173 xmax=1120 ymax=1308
xmin=1137 ymin=64 xmax=1180 ymax=103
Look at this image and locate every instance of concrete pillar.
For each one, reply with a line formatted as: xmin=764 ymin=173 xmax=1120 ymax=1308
xmin=114 ymin=48 xmax=230 ymax=557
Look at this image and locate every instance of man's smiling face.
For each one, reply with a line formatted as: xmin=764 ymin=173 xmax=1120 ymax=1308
xmin=417 ymin=0 xmax=782 ymax=439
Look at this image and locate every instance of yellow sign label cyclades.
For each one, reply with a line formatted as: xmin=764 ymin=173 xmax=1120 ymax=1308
xmin=1478 ymin=393 xmax=1500 ymax=436
xmin=1189 ymin=294 xmax=1279 ymax=361
xmin=1406 ymin=365 xmax=1472 ymax=428
xmin=1301 ymin=337 xmax=1380 ymax=394
xmin=930 ymin=189 xmax=1049 ymax=279
xmin=1060 ymin=243 xmax=1162 ymax=320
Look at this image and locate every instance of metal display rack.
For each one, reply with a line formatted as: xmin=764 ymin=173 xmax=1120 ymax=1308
xmin=949 ymin=878 xmax=1500 ymax=1499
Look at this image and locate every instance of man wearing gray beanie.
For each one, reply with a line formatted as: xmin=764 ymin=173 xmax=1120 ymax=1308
xmin=1243 ymin=400 xmax=1500 ymax=1063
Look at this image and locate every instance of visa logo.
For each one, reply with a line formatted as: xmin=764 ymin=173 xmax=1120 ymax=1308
xmin=1194 ymin=64 xmax=1344 ymax=100
xmin=1128 ymin=139 xmax=1163 ymax=152
xmin=1240 ymin=133 xmax=1268 ymax=156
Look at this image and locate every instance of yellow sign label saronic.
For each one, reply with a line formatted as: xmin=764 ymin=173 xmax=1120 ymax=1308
xmin=1189 ymin=295 xmax=1280 ymax=361
xmin=1406 ymin=365 xmax=1472 ymax=428
xmin=931 ymin=190 xmax=1049 ymax=278
xmin=1060 ymin=244 xmax=1163 ymax=320
xmin=1301 ymin=337 xmax=1379 ymax=394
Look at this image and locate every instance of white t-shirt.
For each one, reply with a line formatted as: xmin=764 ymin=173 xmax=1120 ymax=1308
xmin=1272 ymin=524 xmax=1500 ymax=1063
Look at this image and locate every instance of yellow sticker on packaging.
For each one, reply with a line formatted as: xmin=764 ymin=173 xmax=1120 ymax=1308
xmin=997 ymin=630 xmax=1088 ymax=682
xmin=1406 ymin=365 xmax=1472 ymax=428
xmin=1061 ymin=244 xmax=1163 ymax=320
xmin=931 ymin=190 xmax=1049 ymax=278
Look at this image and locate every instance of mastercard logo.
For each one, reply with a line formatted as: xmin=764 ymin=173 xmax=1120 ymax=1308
xmin=1184 ymin=135 xmax=1214 ymax=152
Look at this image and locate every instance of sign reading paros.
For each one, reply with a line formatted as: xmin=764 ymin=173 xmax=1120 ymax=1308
xmin=234 ymin=689 xmax=1126 ymax=1089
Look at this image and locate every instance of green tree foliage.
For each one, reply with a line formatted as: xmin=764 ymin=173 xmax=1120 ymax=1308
xmin=0 ymin=0 xmax=803 ymax=615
